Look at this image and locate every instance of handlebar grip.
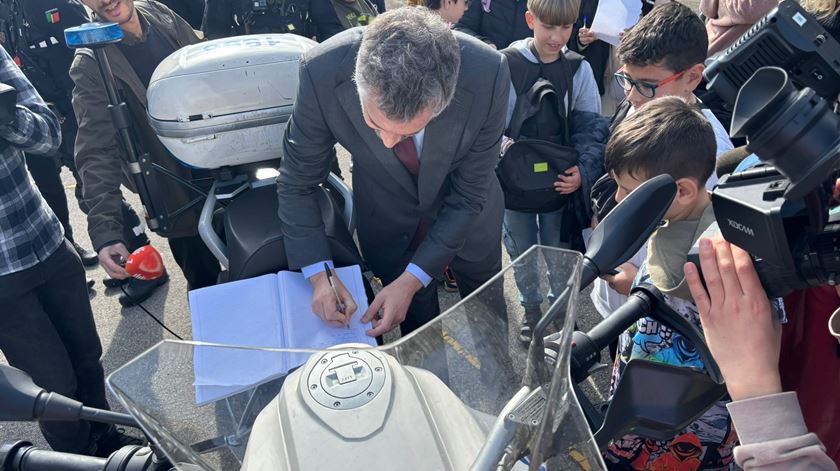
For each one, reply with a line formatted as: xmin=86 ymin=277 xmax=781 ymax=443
xmin=1 ymin=443 xmax=106 ymax=471
xmin=586 ymin=290 xmax=652 ymax=351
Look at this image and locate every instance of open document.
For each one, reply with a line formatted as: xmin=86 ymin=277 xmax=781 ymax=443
xmin=188 ymin=265 xmax=375 ymax=405
xmin=590 ymin=0 xmax=642 ymax=46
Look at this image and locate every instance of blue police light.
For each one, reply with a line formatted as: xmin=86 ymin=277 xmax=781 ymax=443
xmin=64 ymin=22 xmax=124 ymax=49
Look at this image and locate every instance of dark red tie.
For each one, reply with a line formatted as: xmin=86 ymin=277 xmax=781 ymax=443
xmin=393 ymin=137 xmax=420 ymax=176
xmin=393 ymin=137 xmax=427 ymax=250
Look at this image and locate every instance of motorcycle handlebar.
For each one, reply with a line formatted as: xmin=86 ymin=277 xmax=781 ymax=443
xmin=1 ymin=442 xmax=163 ymax=471
xmin=1 ymin=442 xmax=105 ymax=471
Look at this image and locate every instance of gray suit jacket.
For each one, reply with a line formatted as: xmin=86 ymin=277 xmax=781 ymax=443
xmin=277 ymin=28 xmax=508 ymax=281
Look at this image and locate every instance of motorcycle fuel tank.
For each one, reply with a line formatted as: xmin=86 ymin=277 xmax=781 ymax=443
xmin=147 ymin=34 xmax=315 ymax=170
xmin=241 ymin=347 xmax=488 ymax=471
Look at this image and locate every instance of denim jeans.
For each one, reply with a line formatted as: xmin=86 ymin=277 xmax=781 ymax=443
xmin=502 ymin=209 xmax=568 ymax=307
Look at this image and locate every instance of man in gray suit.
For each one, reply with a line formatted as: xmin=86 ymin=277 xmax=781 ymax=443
xmin=277 ymin=7 xmax=508 ymax=338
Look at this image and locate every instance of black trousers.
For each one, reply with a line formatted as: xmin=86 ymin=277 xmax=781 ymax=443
xmin=382 ymin=242 xmax=509 ymax=387
xmin=392 ymin=242 xmax=505 ymax=336
xmin=0 ymin=240 xmax=109 ymax=453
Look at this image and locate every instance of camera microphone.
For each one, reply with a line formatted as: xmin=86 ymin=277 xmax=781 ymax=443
xmin=715 ymin=146 xmax=752 ymax=179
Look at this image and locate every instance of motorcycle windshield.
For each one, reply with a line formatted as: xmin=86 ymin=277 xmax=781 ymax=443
xmin=107 ymin=246 xmax=604 ymax=470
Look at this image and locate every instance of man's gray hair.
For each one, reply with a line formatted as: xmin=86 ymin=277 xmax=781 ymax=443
xmin=354 ymin=7 xmax=461 ymax=122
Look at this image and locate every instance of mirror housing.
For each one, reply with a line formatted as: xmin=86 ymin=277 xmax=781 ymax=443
xmin=0 ymin=365 xmax=45 ymax=421
xmin=593 ymin=360 xmax=728 ymax=450
xmin=581 ymin=174 xmax=677 ymax=288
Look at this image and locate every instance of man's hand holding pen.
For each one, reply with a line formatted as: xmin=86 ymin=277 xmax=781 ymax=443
xmin=309 ymin=265 xmax=358 ymax=328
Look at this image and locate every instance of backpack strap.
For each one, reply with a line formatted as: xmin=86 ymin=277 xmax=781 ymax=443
xmin=557 ymin=55 xmax=574 ymax=145
xmin=508 ymin=79 xmax=559 ymax=140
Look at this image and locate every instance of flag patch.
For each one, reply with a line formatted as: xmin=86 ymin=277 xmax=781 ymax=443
xmin=45 ymin=8 xmax=61 ymax=24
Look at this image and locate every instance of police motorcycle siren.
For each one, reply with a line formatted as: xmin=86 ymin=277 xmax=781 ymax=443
xmin=65 ymin=23 xmax=361 ymax=283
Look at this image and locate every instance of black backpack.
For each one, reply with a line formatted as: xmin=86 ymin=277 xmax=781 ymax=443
xmin=496 ymin=51 xmax=583 ymax=213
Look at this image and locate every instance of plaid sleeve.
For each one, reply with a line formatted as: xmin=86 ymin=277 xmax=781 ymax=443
xmin=0 ymin=47 xmax=61 ymax=155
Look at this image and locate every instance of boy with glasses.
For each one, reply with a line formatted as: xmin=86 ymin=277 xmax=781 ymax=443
xmin=611 ymin=2 xmax=734 ymax=190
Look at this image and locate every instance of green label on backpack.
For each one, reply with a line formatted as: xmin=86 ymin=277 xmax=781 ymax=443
xmin=533 ymin=162 xmax=548 ymax=173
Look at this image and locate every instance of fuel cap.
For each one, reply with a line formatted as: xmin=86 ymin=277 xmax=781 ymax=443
xmin=307 ymin=350 xmax=386 ymax=411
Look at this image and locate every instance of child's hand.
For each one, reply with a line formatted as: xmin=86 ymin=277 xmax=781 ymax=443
xmin=683 ymin=235 xmax=782 ymax=401
xmin=602 ymin=262 xmax=637 ymax=296
xmin=578 ymin=27 xmax=597 ymax=46
xmin=554 ymin=166 xmax=581 ymax=194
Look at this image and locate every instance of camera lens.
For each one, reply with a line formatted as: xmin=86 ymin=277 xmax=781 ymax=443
xmin=730 ymin=67 xmax=840 ymax=200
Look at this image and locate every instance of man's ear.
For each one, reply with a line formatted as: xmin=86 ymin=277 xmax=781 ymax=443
xmin=525 ymin=11 xmax=535 ymax=30
xmin=684 ymin=63 xmax=705 ymax=94
xmin=675 ymin=176 xmax=700 ymax=204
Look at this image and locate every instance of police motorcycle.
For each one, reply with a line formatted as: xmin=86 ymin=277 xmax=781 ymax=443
xmin=64 ymin=22 xmax=360 ymax=285
xmin=0 ymin=167 xmax=729 ymax=470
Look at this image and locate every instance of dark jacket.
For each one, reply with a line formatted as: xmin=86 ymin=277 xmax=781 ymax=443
xmin=277 ymin=29 xmax=508 ymax=280
xmin=19 ymin=0 xmax=90 ymax=117
xmin=454 ymin=0 xmax=530 ymax=50
xmin=70 ymin=0 xmax=202 ymax=250
xmin=157 ymin=0 xmax=205 ymax=29
xmin=202 ymin=0 xmax=313 ymax=39
xmin=311 ymin=0 xmax=383 ymax=41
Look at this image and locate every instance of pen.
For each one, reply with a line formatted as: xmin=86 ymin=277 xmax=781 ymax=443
xmin=582 ymin=15 xmax=588 ymax=28
xmin=324 ymin=263 xmax=349 ymax=328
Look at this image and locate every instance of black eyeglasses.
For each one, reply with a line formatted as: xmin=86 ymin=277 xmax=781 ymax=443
xmin=614 ymin=68 xmax=688 ymax=98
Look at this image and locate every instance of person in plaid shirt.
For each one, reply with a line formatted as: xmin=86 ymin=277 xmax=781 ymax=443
xmin=0 ymin=46 xmax=135 ymax=456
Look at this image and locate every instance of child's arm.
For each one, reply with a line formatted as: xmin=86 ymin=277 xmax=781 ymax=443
xmin=567 ymin=109 xmax=609 ymax=221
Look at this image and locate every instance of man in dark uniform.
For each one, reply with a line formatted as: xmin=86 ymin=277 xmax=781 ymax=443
xmin=158 ymin=0 xmax=205 ymax=29
xmin=202 ymin=0 xmax=385 ymax=41
xmin=4 ymin=0 xmax=99 ymax=272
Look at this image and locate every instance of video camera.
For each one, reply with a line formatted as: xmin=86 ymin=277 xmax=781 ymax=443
xmin=701 ymin=0 xmax=840 ymax=297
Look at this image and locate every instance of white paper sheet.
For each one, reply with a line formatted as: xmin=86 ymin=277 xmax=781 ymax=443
xmin=188 ymin=265 xmax=374 ymax=405
xmin=589 ymin=0 xmax=642 ymax=46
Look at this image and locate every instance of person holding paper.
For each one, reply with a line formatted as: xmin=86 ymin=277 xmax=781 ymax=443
xmin=276 ymin=8 xmax=508 ymax=339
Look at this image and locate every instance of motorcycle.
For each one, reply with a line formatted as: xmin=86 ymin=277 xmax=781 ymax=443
xmin=64 ymin=23 xmax=361 ymax=284
xmin=0 ymin=174 xmax=728 ymax=470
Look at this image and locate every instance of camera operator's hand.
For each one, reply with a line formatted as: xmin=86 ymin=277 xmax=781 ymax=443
xmin=684 ymin=236 xmax=783 ymax=401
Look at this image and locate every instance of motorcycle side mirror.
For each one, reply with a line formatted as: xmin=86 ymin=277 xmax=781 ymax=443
xmin=0 ymin=364 xmax=138 ymax=428
xmin=0 ymin=364 xmax=46 ymax=421
xmin=592 ymin=360 xmax=728 ymax=450
xmin=580 ymin=174 xmax=677 ymax=289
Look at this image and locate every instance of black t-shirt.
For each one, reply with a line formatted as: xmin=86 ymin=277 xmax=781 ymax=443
xmin=117 ymin=22 xmax=176 ymax=89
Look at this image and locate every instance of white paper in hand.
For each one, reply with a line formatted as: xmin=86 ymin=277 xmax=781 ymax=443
xmin=590 ymin=0 xmax=642 ymax=46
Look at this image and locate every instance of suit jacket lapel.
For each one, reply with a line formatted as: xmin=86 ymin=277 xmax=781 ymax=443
xmin=417 ymin=88 xmax=473 ymax=209
xmin=335 ymin=79 xmax=418 ymax=201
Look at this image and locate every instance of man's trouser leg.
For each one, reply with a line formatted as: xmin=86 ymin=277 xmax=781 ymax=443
xmin=168 ymin=235 xmax=221 ymax=290
xmin=449 ymin=241 xmax=516 ymax=408
xmin=0 ymin=240 xmax=109 ymax=453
